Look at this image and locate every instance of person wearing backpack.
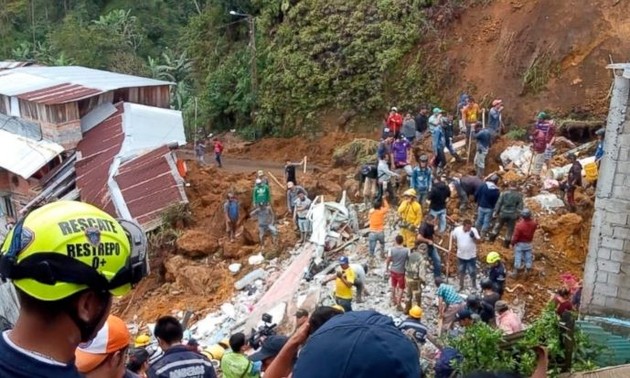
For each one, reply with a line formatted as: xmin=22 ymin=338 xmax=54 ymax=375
xmin=224 ymin=193 xmax=240 ymax=242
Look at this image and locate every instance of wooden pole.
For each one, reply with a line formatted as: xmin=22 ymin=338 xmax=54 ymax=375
xmin=482 ymin=108 xmax=486 ymax=128
xmin=303 ymin=156 xmax=307 ymax=173
xmin=267 ymin=171 xmax=286 ymax=191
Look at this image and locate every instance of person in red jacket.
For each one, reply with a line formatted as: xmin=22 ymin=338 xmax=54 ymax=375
xmin=387 ymin=107 xmax=403 ymax=138
xmin=510 ymin=208 xmax=538 ymax=276
xmin=213 ymin=138 xmax=224 ymax=168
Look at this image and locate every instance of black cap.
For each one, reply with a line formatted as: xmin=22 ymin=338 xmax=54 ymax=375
xmin=455 ymin=309 xmax=473 ymax=321
xmin=249 ymin=335 xmax=289 ymax=362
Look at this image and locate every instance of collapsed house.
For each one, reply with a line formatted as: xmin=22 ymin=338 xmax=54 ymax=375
xmin=0 ymin=63 xmax=188 ymax=234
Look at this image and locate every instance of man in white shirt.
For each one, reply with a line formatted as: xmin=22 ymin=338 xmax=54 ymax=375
xmin=451 ymin=219 xmax=481 ymax=291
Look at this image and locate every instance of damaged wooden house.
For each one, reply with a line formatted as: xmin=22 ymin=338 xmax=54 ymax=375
xmin=0 ymin=64 xmax=188 ymax=234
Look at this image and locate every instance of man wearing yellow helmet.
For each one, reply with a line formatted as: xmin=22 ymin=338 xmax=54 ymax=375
xmin=0 ymin=201 xmax=148 ymax=378
xmin=397 ymin=188 xmax=422 ymax=248
xmin=398 ymin=306 xmax=429 ymax=346
xmin=486 ymin=251 xmax=506 ymax=297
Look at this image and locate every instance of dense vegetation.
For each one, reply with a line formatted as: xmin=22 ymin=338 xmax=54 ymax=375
xmin=0 ymin=0 xmax=468 ymax=138
xmin=449 ymin=305 xmax=601 ymax=376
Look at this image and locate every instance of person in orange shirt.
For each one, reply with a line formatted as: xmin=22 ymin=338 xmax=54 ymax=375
xmin=368 ymin=198 xmax=389 ymax=260
xmin=461 ymin=96 xmax=480 ymax=138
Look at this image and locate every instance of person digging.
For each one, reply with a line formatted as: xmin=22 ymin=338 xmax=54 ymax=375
xmin=250 ymin=204 xmax=278 ymax=250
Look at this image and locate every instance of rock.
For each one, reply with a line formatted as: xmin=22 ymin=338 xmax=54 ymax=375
xmin=235 ymin=269 xmax=266 ymax=290
xmin=163 ymin=255 xmax=220 ymax=296
xmin=221 ymin=303 xmax=236 ymax=319
xmin=249 ymin=253 xmax=265 ymax=265
xmin=228 ymin=263 xmax=242 ymax=274
xmin=177 ymin=229 xmax=220 ymax=257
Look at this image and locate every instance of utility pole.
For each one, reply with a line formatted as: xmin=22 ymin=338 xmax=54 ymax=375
xmin=230 ymin=11 xmax=257 ymax=123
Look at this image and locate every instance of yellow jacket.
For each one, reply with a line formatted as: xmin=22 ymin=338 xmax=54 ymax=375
xmin=398 ymin=200 xmax=422 ymax=227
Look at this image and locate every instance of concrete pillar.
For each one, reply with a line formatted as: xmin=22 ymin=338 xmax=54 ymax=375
xmin=581 ymin=72 xmax=630 ymax=317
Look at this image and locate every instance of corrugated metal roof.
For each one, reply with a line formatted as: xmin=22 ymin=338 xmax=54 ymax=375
xmin=0 ymin=66 xmax=173 ymax=104
xmin=75 ymin=102 xmax=187 ymax=229
xmin=75 ymin=104 xmax=124 ymax=216
xmin=0 ymin=129 xmax=64 ymax=179
xmin=116 ymin=146 xmax=187 ymax=230
xmin=18 ymin=83 xmax=102 ymax=105
xmin=120 ymin=103 xmax=187 ymax=158
xmin=0 ymin=61 xmax=32 ymax=71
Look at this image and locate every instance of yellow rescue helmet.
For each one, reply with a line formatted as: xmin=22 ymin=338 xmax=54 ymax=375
xmin=409 ymin=305 xmax=423 ymax=319
xmin=0 ymin=201 xmax=148 ymax=301
xmin=204 ymin=344 xmax=226 ymax=360
xmin=403 ymin=188 xmax=417 ymax=197
xmin=486 ymin=251 xmax=501 ymax=264
xmin=218 ymin=338 xmax=230 ymax=349
xmin=135 ymin=334 xmax=151 ymax=348
xmin=332 ymin=304 xmax=345 ymax=313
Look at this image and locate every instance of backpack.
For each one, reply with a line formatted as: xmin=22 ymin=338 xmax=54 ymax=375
xmin=227 ymin=200 xmax=239 ymax=221
xmin=533 ymin=129 xmax=547 ymax=152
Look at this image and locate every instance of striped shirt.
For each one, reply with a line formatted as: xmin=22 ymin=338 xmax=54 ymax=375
xmin=437 ymin=284 xmax=464 ymax=305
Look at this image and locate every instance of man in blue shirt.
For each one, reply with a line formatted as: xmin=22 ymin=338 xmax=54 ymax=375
xmin=474 ymin=174 xmax=501 ymax=239
xmin=487 ymin=99 xmax=503 ymax=136
xmin=473 ymin=122 xmax=493 ymax=177
xmin=411 ymin=154 xmax=432 ymax=204
xmin=594 ymin=128 xmax=605 ymax=163
xmin=149 ymin=316 xmax=216 ymax=378
xmin=430 ymin=108 xmax=447 ymax=173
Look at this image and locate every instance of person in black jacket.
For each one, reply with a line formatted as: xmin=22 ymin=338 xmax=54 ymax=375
xmin=414 ymin=106 xmax=429 ymax=135
xmin=148 ymin=316 xmax=216 ymax=378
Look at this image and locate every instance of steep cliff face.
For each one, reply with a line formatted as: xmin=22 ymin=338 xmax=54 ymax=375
xmin=432 ymin=0 xmax=630 ymax=124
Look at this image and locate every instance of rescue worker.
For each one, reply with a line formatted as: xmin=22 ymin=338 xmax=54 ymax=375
xmin=398 ymin=188 xmax=423 ymax=248
xmin=473 ymin=122 xmax=492 ymax=178
xmin=489 ymin=182 xmax=524 ymax=247
xmin=286 ymin=182 xmax=308 ymax=220
xmin=435 ymin=277 xmax=466 ymax=333
xmin=367 ymin=198 xmax=389 ymax=261
xmin=250 ymin=204 xmax=278 ymax=249
xmin=511 ymin=208 xmax=538 ymax=277
xmin=474 ymin=174 xmax=500 ymax=239
xmin=427 ymin=177 xmax=451 ymax=234
xmin=322 ymin=256 xmax=355 ymax=312
xmin=495 ymin=301 xmax=523 ymax=335
xmin=224 ymin=192 xmax=239 ymax=242
xmin=411 ymin=154 xmax=432 ymax=205
xmin=594 ymin=128 xmax=605 ymax=164
xmin=486 ymin=251 xmax=506 ymax=297
xmin=293 ymin=191 xmax=312 ymax=244
xmin=0 ymin=201 xmax=148 ymax=378
xmin=451 ymin=219 xmax=481 ymax=291
xmin=442 ymin=113 xmax=463 ymax=161
xmin=377 ymin=154 xmax=400 ymax=204
xmin=430 ymin=108 xmax=447 ymax=173
xmin=350 ymin=263 xmax=370 ymax=303
xmin=398 ymin=306 xmax=431 ymax=348
xmin=252 ymin=178 xmax=271 ymax=207
xmin=149 ymin=316 xmax=216 ymax=378
xmin=461 ymin=96 xmax=480 ymax=138
xmin=450 ymin=175 xmax=484 ymax=211
xmin=560 ymin=152 xmax=583 ymax=212
xmin=480 ymin=278 xmax=501 ymax=324
xmin=386 ymin=235 xmax=410 ymax=308
xmin=358 ymin=163 xmax=378 ymax=206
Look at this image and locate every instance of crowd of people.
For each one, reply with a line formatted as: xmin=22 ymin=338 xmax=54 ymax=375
xmin=0 ymin=92 xmax=601 ymax=378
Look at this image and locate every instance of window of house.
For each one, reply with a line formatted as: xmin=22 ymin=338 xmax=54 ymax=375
xmin=0 ymin=195 xmax=15 ymax=219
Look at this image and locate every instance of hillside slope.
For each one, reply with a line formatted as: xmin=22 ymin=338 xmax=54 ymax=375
xmin=435 ymin=0 xmax=630 ymax=124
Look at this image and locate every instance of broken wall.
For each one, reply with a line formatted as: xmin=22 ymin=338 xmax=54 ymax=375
xmin=582 ymin=69 xmax=630 ymax=317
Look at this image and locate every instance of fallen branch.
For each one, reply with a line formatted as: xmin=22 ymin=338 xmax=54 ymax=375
xmin=329 ymin=235 xmax=359 ymax=253
xmin=267 ymin=171 xmax=286 ymax=191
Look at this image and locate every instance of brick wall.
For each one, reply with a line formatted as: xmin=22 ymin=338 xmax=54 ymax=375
xmin=582 ymin=73 xmax=630 ymax=317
